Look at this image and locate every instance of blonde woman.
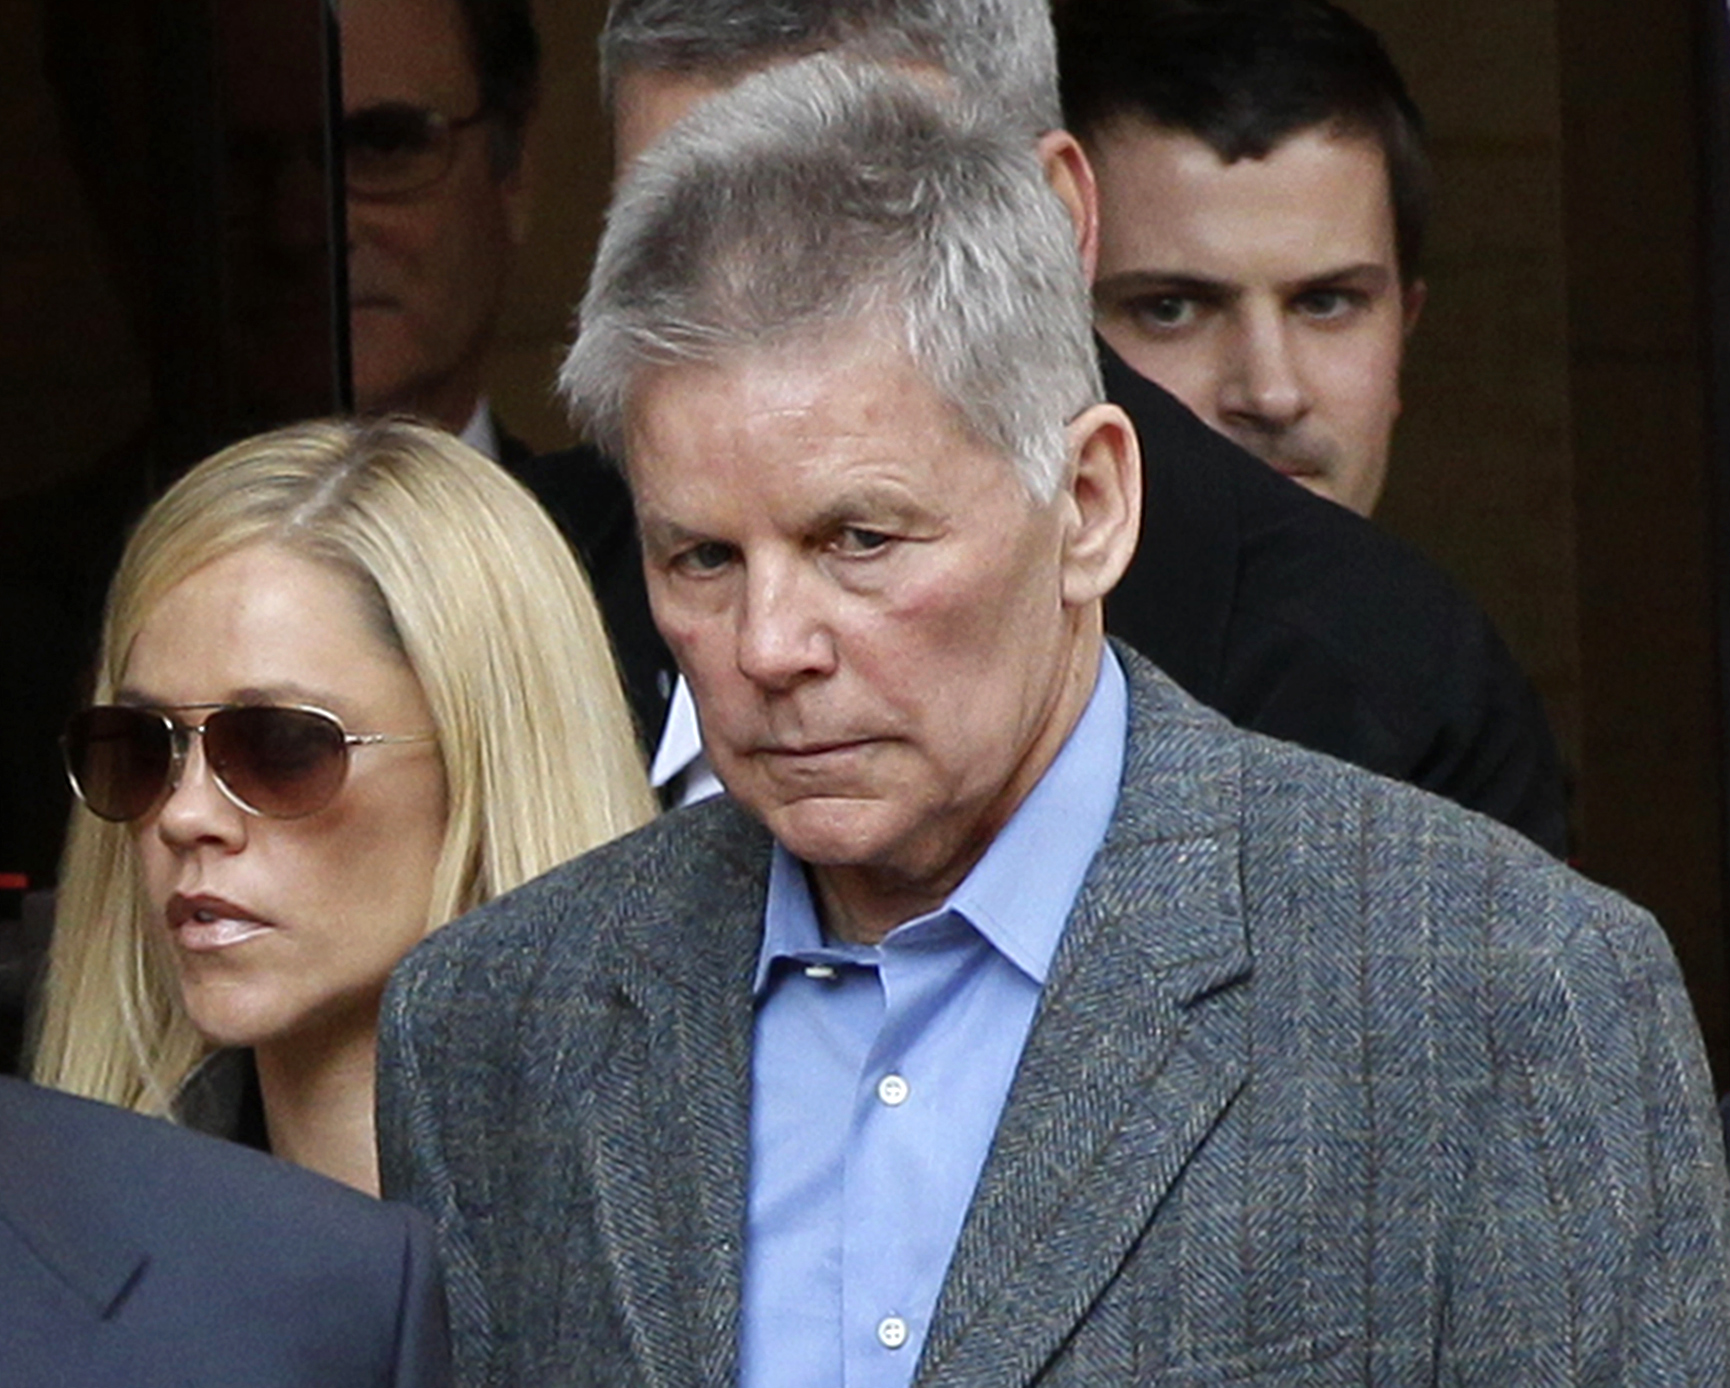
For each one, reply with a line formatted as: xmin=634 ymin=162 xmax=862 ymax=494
xmin=33 ymin=417 xmax=655 ymax=1193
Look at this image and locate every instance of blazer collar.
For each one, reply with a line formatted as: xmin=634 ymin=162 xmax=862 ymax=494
xmin=563 ymin=801 xmax=769 ymax=1387
xmin=576 ymin=652 xmax=1252 ymax=1388
xmin=916 ymin=644 xmax=1254 ymax=1385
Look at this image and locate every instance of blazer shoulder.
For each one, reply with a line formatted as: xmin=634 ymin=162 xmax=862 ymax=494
xmin=0 ymin=1076 xmax=430 ymax=1264
xmin=0 ymin=1078 xmax=448 ymax=1385
xmin=1222 ymin=699 xmax=1645 ymax=962
xmin=1100 ymin=344 xmax=1564 ymax=854
xmin=389 ymin=798 xmax=771 ymax=1001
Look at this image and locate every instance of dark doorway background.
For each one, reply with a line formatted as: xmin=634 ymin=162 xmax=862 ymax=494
xmin=0 ymin=0 xmax=347 ymax=1071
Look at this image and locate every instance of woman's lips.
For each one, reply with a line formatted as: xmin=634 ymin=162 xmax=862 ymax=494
xmin=168 ymin=893 xmax=274 ymax=952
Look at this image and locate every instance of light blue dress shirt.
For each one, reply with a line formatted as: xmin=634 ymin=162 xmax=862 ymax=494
xmin=741 ymin=649 xmax=1128 ymax=1387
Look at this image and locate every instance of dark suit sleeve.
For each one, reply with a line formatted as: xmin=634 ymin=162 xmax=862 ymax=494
xmin=390 ymin=1202 xmax=456 ymax=1388
xmin=511 ymin=444 xmax=674 ymax=753
xmin=1441 ymin=882 xmax=1730 ymax=1381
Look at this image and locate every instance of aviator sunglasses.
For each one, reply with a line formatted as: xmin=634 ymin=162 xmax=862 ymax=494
xmin=62 ymin=703 xmax=436 ymax=823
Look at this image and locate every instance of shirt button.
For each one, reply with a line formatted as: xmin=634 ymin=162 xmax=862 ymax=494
xmin=877 ymin=1074 xmax=910 ymax=1107
xmin=877 ymin=1315 xmax=909 ymax=1349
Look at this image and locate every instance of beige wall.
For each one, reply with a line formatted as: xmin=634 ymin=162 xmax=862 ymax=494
xmin=1358 ymin=0 xmax=1728 ymax=1075
xmin=1357 ymin=0 xmax=1585 ymax=816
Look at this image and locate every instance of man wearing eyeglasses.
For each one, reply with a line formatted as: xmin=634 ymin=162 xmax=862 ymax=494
xmin=338 ymin=0 xmax=538 ymax=466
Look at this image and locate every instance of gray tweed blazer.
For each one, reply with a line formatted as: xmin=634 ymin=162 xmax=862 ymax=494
xmin=379 ymin=644 xmax=1730 ymax=1385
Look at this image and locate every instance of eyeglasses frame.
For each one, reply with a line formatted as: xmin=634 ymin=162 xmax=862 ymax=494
xmin=341 ymin=101 xmax=496 ymax=202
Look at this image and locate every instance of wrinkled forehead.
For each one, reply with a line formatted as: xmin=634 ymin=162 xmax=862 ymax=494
xmin=621 ymin=315 xmax=899 ymax=433
xmin=617 ymin=318 xmax=995 ymax=482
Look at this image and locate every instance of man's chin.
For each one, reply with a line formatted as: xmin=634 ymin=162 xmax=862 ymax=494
xmin=758 ymin=794 xmax=902 ymax=870
xmin=1288 ymin=468 xmax=1381 ymax=518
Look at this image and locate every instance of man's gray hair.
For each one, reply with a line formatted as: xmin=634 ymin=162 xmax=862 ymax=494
xmin=599 ymin=0 xmax=1061 ymax=138
xmin=560 ymin=54 xmax=1100 ymax=501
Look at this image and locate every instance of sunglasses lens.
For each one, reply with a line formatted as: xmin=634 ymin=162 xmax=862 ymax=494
xmin=63 ymin=707 xmax=174 ymax=822
xmin=204 ymin=706 xmax=348 ymax=818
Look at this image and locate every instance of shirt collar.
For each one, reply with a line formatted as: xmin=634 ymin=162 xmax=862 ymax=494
xmin=458 ymin=398 xmax=499 ymax=462
xmin=650 ymin=676 xmax=704 ymax=788
xmin=755 ymin=647 xmax=1127 ymax=994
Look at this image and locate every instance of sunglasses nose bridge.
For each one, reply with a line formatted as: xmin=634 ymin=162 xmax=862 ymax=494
xmin=162 ymin=715 xmax=250 ymax=817
xmin=181 ymin=712 xmax=260 ymax=816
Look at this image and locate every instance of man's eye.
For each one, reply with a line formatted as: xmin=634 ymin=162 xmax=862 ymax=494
xmin=1129 ymin=295 xmax=1199 ymax=331
xmin=672 ymin=541 xmax=736 ymax=575
xmin=832 ymin=527 xmax=893 ymax=556
xmin=1293 ymin=289 xmax=1361 ymax=321
xmin=344 ymin=105 xmax=437 ymax=157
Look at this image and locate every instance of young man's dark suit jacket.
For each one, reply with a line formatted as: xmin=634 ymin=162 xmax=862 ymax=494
xmin=378 ymin=644 xmax=1727 ymax=1387
xmin=0 ymin=1076 xmax=452 ymax=1387
xmin=518 ymin=345 xmax=1568 ymax=854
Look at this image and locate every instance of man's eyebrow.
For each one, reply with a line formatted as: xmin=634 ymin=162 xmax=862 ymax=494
xmin=637 ymin=516 xmax=712 ymax=557
xmin=1093 ymin=270 xmax=1230 ymax=301
xmin=1292 ymin=262 xmax=1395 ymax=288
xmin=805 ymin=485 xmax=930 ymax=533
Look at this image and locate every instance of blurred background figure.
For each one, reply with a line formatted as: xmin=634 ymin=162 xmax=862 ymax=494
xmin=340 ymin=0 xmax=542 ymax=464
xmin=31 ymin=418 xmax=654 ymax=1192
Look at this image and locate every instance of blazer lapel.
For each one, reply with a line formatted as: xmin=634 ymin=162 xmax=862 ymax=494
xmin=0 ymin=1083 xmax=150 ymax=1323
xmin=916 ymin=653 xmax=1254 ymax=1387
xmin=570 ymin=807 xmax=768 ymax=1388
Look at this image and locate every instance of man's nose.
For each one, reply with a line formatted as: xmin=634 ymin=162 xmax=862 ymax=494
xmin=734 ymin=560 xmax=837 ymax=691
xmin=1218 ymin=307 xmax=1307 ymax=431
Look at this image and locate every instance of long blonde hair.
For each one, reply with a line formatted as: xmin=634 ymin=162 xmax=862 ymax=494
xmin=32 ymin=418 xmax=656 ymax=1111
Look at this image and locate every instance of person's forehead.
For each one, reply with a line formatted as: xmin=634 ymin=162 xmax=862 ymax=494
xmin=609 ymin=54 xmax=956 ymax=169
xmin=610 ymin=66 xmax=738 ymax=169
xmin=1093 ymin=121 xmax=1398 ymax=276
xmin=630 ymin=331 xmax=927 ymax=443
xmin=340 ymin=0 xmax=479 ymax=109
xmin=624 ymin=331 xmax=1009 ymax=505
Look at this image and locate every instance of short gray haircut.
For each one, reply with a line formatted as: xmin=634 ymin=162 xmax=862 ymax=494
xmin=599 ymin=0 xmax=1061 ymax=138
xmin=560 ymin=55 xmax=1100 ymax=501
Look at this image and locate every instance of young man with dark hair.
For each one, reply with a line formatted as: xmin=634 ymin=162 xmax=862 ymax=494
xmin=1058 ymin=0 xmax=1427 ymax=517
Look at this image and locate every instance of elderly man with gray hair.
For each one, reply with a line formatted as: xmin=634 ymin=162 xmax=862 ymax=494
xmin=380 ymin=54 xmax=1729 ymax=1388
xmin=528 ymin=0 xmax=1570 ymax=857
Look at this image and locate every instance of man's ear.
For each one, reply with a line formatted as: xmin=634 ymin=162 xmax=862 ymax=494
xmin=1402 ymin=276 xmax=1427 ymax=336
xmin=1037 ymin=129 xmax=1100 ymax=283
xmin=1058 ymin=402 xmax=1141 ymax=607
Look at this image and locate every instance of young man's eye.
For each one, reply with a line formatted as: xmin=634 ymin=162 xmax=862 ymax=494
xmin=1293 ymin=289 xmax=1362 ymax=321
xmin=1130 ymin=294 xmax=1200 ymax=331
